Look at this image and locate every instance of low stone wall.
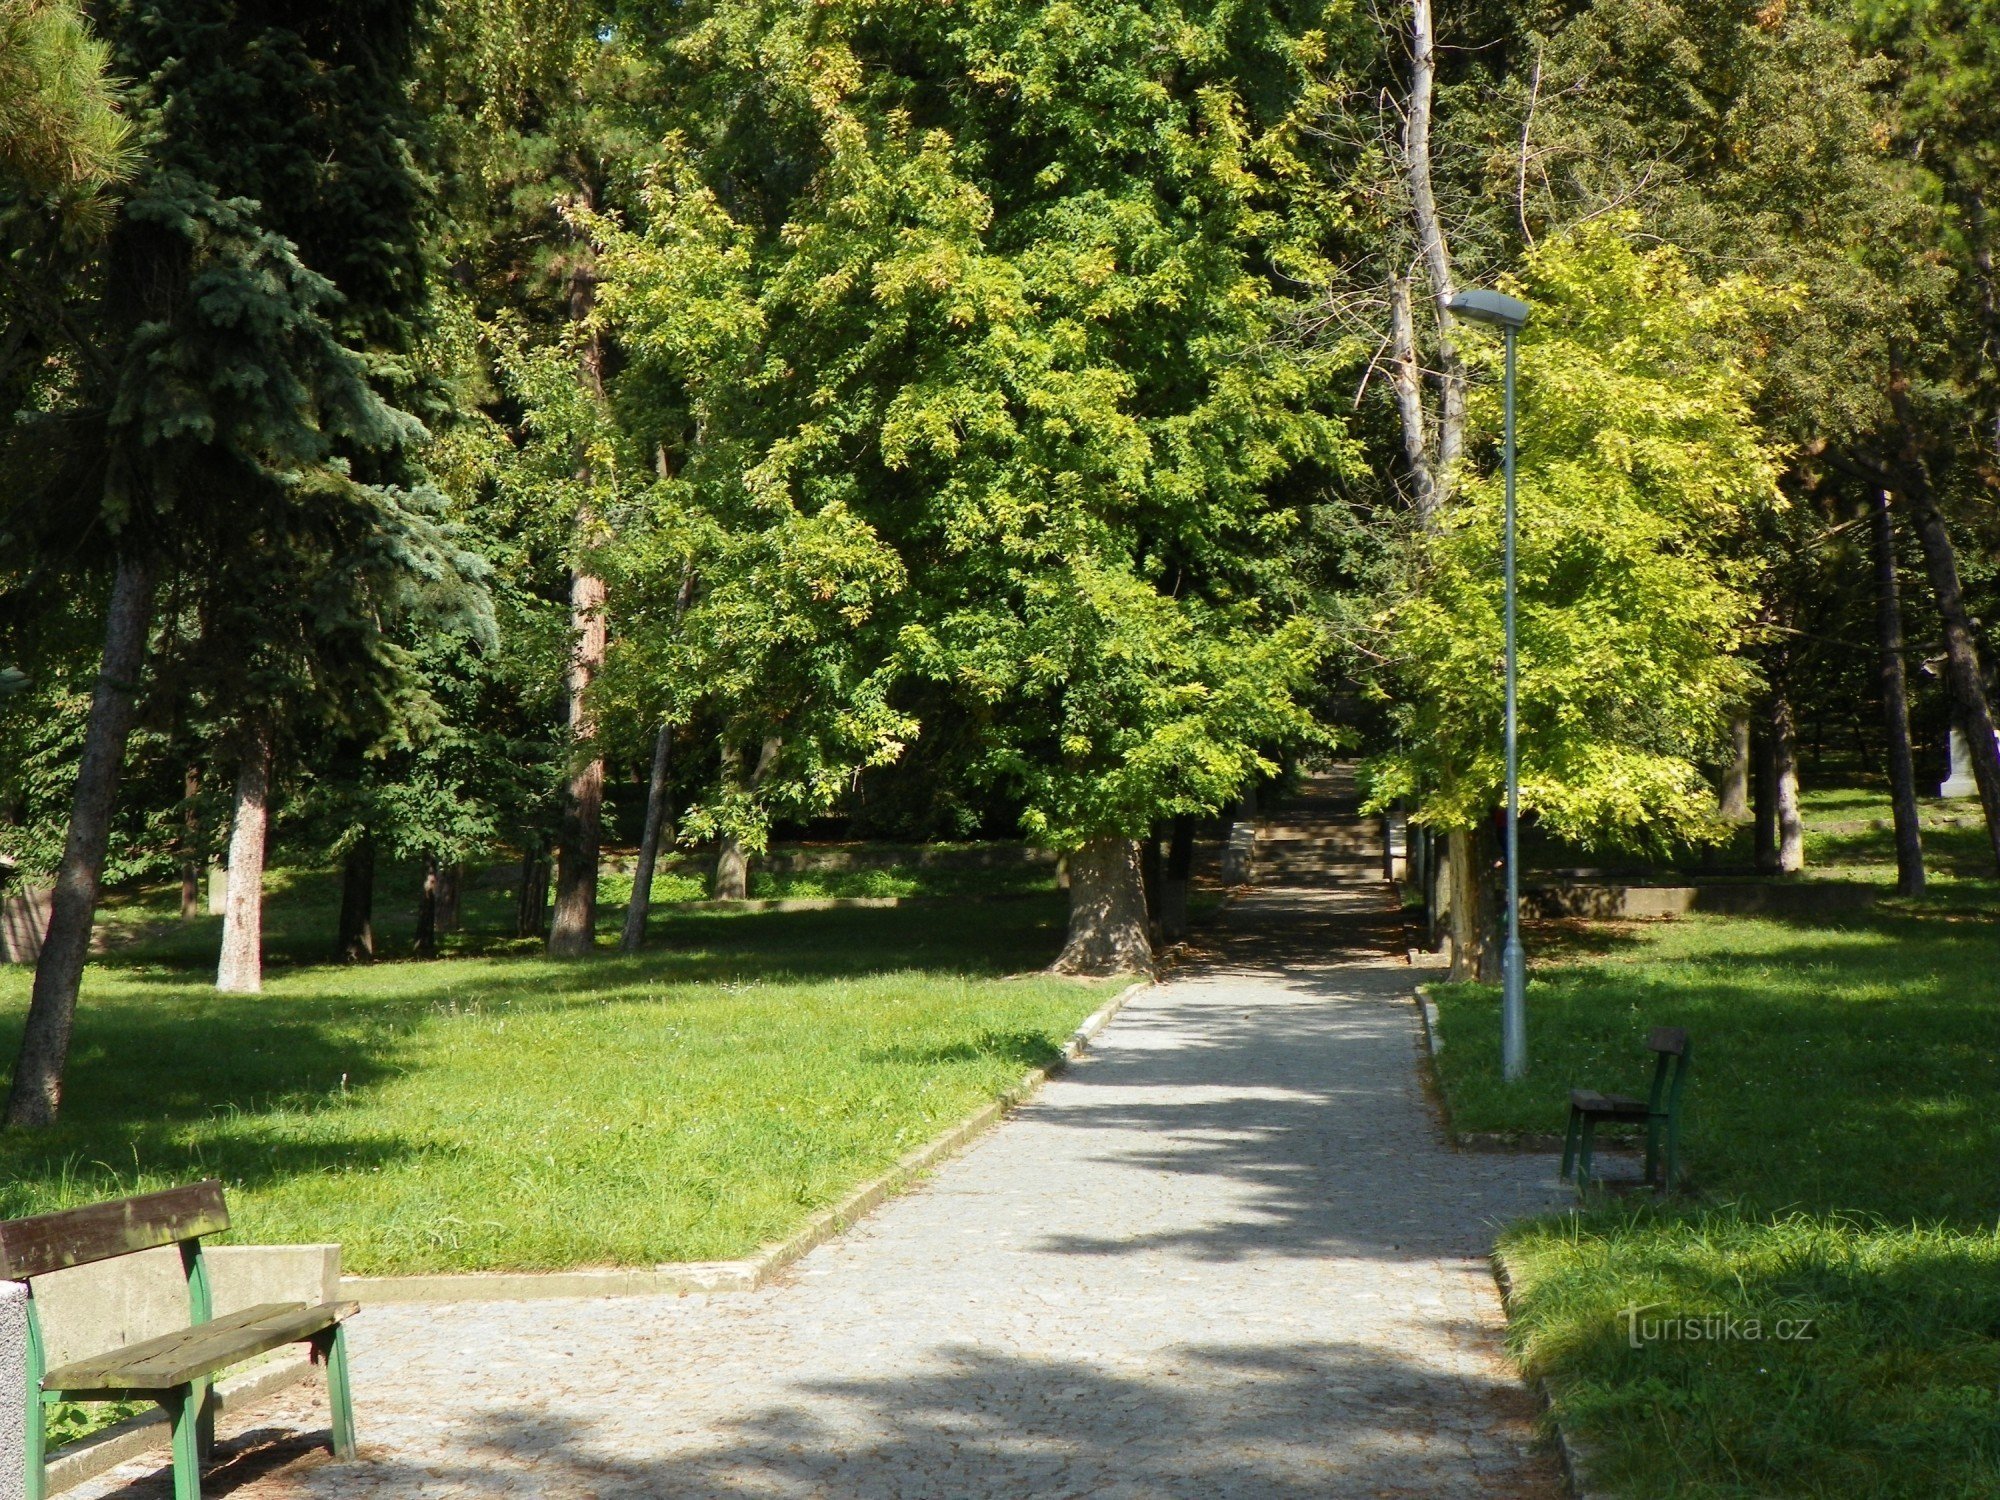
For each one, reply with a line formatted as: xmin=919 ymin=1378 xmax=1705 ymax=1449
xmin=597 ymin=842 xmax=1057 ymax=879
xmin=1523 ymin=880 xmax=1884 ymax=921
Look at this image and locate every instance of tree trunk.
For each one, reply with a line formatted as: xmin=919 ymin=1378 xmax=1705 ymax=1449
xmin=1140 ymin=826 xmax=1164 ymax=935
xmin=413 ymin=854 xmax=439 ymax=959
xmin=1753 ymin=720 xmax=1778 ymax=875
xmin=713 ymin=740 xmax=748 ymax=901
xmin=5 ymin=557 xmax=154 ymax=1127
xmin=1871 ymin=487 xmax=1925 ymax=896
xmin=1771 ymin=692 xmax=1805 ymax=874
xmin=1891 ymin=400 xmax=2000 ymax=870
xmin=548 ymin=212 xmax=610 ymax=959
xmin=1386 ymin=0 xmax=1467 ymax=525
xmin=179 ymin=764 xmax=201 ymax=919
xmin=1160 ymin=815 xmax=1194 ymax=942
xmin=1717 ymin=715 xmax=1752 ymax=824
xmin=713 ymin=736 xmax=778 ymax=901
xmin=1051 ymin=835 xmax=1154 ymax=977
xmin=1445 ymin=826 xmax=1491 ymax=982
xmin=621 ymin=722 xmax=675 ymax=953
xmin=435 ymin=862 xmax=460 ymax=934
xmin=515 ymin=839 xmax=549 ymax=939
xmin=336 ymin=835 xmax=375 ymax=963
xmin=215 ymin=731 xmax=271 ymax=994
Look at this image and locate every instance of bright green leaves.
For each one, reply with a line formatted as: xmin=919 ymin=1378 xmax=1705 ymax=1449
xmin=1371 ymin=223 xmax=1781 ymax=853
xmin=589 ymin=0 xmax=1357 ymax=853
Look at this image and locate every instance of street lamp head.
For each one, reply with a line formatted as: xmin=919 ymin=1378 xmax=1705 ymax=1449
xmin=1444 ymin=288 xmax=1530 ymax=330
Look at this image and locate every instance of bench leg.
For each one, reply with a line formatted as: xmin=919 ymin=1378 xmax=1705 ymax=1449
xmin=25 ymin=1397 xmax=45 ymax=1500
xmin=313 ymin=1324 xmax=358 ymax=1460
xmin=161 ymin=1388 xmax=203 ymax=1500
xmin=1663 ymin=1106 xmax=1682 ymax=1195
xmin=1576 ymin=1116 xmax=1598 ymax=1191
xmin=1560 ymin=1107 xmax=1582 ymax=1182
xmin=195 ymin=1375 xmax=217 ymax=1465
xmin=1643 ymin=1111 xmax=1662 ymax=1188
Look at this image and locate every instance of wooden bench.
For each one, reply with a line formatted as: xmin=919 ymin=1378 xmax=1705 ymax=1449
xmin=4 ymin=1181 xmax=357 ymax=1500
xmin=1560 ymin=1027 xmax=1691 ymax=1194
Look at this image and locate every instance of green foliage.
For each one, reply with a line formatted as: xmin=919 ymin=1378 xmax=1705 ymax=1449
xmin=0 ymin=0 xmax=130 ymax=212
xmin=1369 ymin=223 xmax=1779 ymax=849
xmin=595 ymin=0 xmax=1358 ymax=850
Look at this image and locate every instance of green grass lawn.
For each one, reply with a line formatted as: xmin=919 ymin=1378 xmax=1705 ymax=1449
xmin=1 ymin=889 xmax=1110 ymax=1276
xmin=1428 ymin=782 xmax=2000 ymax=1498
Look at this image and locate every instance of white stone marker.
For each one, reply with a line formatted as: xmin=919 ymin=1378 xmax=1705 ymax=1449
xmin=1942 ymin=727 xmax=1981 ymax=798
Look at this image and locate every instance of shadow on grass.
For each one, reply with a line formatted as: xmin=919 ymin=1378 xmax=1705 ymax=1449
xmin=91 ymin=897 xmax=1070 ymax=986
xmin=0 ymin=897 xmax=1075 ymax=1217
xmin=866 ymin=1029 xmax=1065 ymax=1071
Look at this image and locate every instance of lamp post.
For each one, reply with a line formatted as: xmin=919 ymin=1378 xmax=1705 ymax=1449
xmin=1444 ymin=287 xmax=1531 ymax=1081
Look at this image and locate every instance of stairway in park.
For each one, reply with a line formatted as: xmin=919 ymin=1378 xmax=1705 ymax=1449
xmin=1244 ymin=764 xmax=1388 ymax=890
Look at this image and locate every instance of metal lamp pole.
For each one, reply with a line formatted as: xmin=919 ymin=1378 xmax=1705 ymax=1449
xmin=1444 ymin=288 xmax=1531 ymax=1081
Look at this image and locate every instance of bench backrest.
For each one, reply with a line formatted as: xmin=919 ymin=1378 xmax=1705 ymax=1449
xmin=1643 ymin=1029 xmax=1692 ymax=1117
xmin=0 ymin=1181 xmax=228 ymax=1281
xmin=1647 ymin=1027 xmax=1689 ymax=1057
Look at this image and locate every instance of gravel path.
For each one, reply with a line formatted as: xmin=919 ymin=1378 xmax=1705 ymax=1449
xmin=71 ymin=883 xmax=1567 ymax=1499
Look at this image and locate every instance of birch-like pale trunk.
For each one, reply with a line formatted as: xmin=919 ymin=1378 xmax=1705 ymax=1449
xmin=216 ymin=731 xmax=272 ymax=994
xmin=1771 ymin=692 xmax=1805 ymax=875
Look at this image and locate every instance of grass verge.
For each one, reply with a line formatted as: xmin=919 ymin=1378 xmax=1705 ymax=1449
xmin=1429 ymin=830 xmax=2000 ymax=1496
xmin=0 ymin=895 xmax=1111 ymax=1276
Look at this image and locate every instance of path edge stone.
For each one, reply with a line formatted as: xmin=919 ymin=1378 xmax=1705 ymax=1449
xmin=1491 ymin=1258 xmax=1617 ymax=1500
xmin=344 ymin=975 xmax=1154 ymax=1305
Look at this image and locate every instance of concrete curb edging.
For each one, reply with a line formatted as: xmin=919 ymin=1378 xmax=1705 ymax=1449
xmin=1490 ymin=1260 xmax=1615 ymax=1500
xmin=1426 ymin=994 xmax=1611 ymax=1500
xmin=46 ymin=1355 xmax=315 ymax=1497
xmin=344 ymin=976 xmax=1155 ymax=1305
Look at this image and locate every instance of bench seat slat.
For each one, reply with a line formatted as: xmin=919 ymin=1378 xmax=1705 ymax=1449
xmin=44 ymin=1300 xmax=357 ymax=1396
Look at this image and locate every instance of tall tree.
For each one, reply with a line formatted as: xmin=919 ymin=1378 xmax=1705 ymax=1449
xmin=1371 ymin=225 xmax=1777 ymax=936
xmin=1869 ymin=486 xmax=1926 ymax=894
xmin=2 ymin=0 xmax=478 ymax=1118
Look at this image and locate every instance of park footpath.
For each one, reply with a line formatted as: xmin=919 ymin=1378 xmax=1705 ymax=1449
xmin=73 ymin=783 xmax=1569 ymax=1499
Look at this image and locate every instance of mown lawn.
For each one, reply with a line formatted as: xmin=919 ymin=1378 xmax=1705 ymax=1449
xmin=0 ymin=891 xmax=1110 ymax=1276
xmin=1431 ymin=786 xmax=2000 ymax=1499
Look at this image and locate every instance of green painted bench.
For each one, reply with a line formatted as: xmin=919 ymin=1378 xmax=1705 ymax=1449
xmin=1560 ymin=1027 xmax=1691 ymax=1194
xmin=3 ymin=1181 xmax=357 ymax=1499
